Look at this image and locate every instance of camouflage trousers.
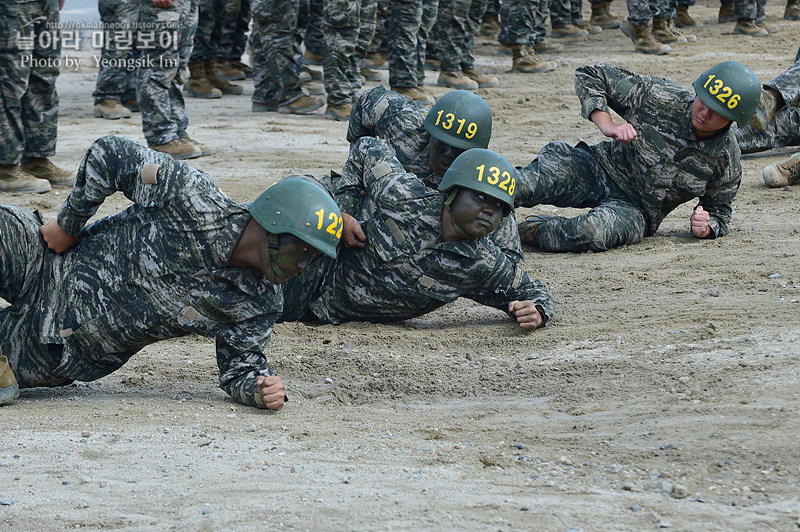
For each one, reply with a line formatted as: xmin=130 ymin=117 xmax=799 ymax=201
xmin=627 ymin=0 xmax=670 ymax=24
xmin=515 ymin=141 xmax=647 ymax=252
xmin=550 ymin=0 xmax=586 ymax=27
xmin=322 ymin=0 xmax=378 ymax=106
xmin=301 ymin=0 xmax=325 ymax=55
xmin=94 ymin=0 xmax=139 ymax=105
xmin=433 ymin=0 xmax=488 ymax=71
xmin=251 ymin=0 xmax=305 ymax=105
xmin=190 ymin=0 xmax=226 ymax=63
xmin=219 ymin=0 xmax=251 ymax=60
xmin=498 ymin=0 xmax=547 ymax=45
xmin=734 ymin=0 xmax=766 ymax=20
xmin=0 ymin=0 xmax=60 ymax=165
xmin=388 ymin=0 xmax=439 ymax=88
xmin=137 ymin=0 xmax=199 ymax=146
xmin=0 ymin=204 xmax=70 ymax=388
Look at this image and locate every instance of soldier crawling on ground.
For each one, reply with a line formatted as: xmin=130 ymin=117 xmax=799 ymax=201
xmin=512 ymin=61 xmax=761 ymax=253
xmin=0 ymin=136 xmax=342 ymax=409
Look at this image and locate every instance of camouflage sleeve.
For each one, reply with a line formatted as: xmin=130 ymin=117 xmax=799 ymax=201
xmin=56 ymin=136 xmax=207 ymax=236
xmin=346 ymin=86 xmax=400 ymax=143
xmin=490 ymin=215 xmax=524 ymax=264
xmin=574 ymin=64 xmax=644 ymax=123
xmin=463 ymin=254 xmax=556 ymax=324
xmin=215 ymin=312 xmax=278 ymax=408
xmin=699 ymin=144 xmax=741 ymax=238
xmin=340 ymin=136 xmax=421 ymax=205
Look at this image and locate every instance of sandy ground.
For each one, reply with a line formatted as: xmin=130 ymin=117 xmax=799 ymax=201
xmin=2 ymin=2 xmax=800 ymax=530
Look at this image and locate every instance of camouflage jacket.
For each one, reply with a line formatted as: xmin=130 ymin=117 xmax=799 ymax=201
xmin=575 ymin=64 xmax=742 ymax=237
xmin=297 ymin=137 xmax=555 ymax=325
xmin=39 ymin=137 xmax=279 ymax=407
xmin=346 ymin=85 xmax=524 ymax=263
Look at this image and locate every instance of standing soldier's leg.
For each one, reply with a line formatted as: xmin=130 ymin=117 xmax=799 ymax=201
xmin=93 ymin=0 xmax=139 ymax=119
xmin=501 ymin=0 xmax=557 ymax=73
xmin=733 ymin=0 xmax=768 ymax=35
xmin=416 ymin=0 xmax=439 ymax=86
xmin=322 ymin=0 xmax=361 ymax=119
xmin=388 ymin=1 xmax=425 ymax=92
xmin=462 ymin=0 xmax=497 ymax=86
xmin=355 ymin=0 xmax=378 ymax=75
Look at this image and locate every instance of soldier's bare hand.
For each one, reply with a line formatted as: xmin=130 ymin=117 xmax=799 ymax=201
xmin=40 ymin=220 xmax=78 ymax=254
xmin=605 ymin=123 xmax=638 ymax=143
xmin=691 ymin=205 xmax=711 ymax=238
xmin=256 ymin=375 xmax=286 ymax=411
xmin=508 ymin=300 xmax=543 ymax=331
xmin=341 ymin=212 xmax=367 ymax=248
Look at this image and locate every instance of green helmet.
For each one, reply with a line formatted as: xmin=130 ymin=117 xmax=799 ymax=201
xmin=250 ymin=176 xmax=341 ymax=258
xmin=423 ymin=90 xmax=492 ymax=150
xmin=438 ymin=148 xmax=515 ymax=216
xmin=693 ymin=61 xmax=760 ymax=127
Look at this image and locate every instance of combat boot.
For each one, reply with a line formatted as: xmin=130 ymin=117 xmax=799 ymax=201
xmin=668 ymin=18 xmax=695 ymax=42
xmin=786 ymin=0 xmax=800 ymax=19
xmin=733 ymin=19 xmax=768 ymax=35
xmin=94 ymin=99 xmax=132 ymax=120
xmin=718 ymin=1 xmax=734 ymax=22
xmin=215 ymin=57 xmax=246 ymax=81
xmin=762 ymin=152 xmax=800 ymax=187
xmin=205 ymin=59 xmax=243 ymax=95
xmin=750 ymin=87 xmax=783 ymax=131
xmin=325 ymin=102 xmax=353 ymax=121
xmin=518 ymin=215 xmax=552 ymax=246
xmin=278 ymin=94 xmax=325 ymax=115
xmin=304 ymin=49 xmax=323 ymax=66
xmin=361 ymin=66 xmax=382 ymax=82
xmin=437 ymin=70 xmax=479 ymax=90
xmin=652 ymin=17 xmax=684 ymax=43
xmin=185 ymin=62 xmax=222 ymax=99
xmin=21 ymin=158 xmax=75 ymax=187
xmin=675 ymin=4 xmax=699 ymax=27
xmin=620 ymin=21 xmax=671 ymax=54
xmin=479 ymin=13 xmax=501 ymax=37
xmin=0 ymin=350 xmax=19 ymax=406
xmin=574 ymin=20 xmax=603 ymax=34
xmin=590 ymin=1 xmax=619 ymax=29
xmin=511 ymin=45 xmax=557 ymax=73
xmin=123 ymin=98 xmax=139 ymax=112
xmin=0 ymin=164 xmax=51 ymax=193
xmin=550 ymin=24 xmax=590 ymax=38
xmin=533 ymin=38 xmax=564 ymax=53
xmin=149 ymin=138 xmax=202 ymax=160
xmin=391 ymin=86 xmax=435 ymax=105
xmin=463 ymin=69 xmax=500 ymax=88
xmin=755 ymin=19 xmax=779 ymax=33
xmin=182 ymin=136 xmax=216 ymax=156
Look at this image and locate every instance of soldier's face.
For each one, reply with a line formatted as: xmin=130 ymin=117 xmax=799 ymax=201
xmin=429 ymin=137 xmax=467 ymax=177
xmin=691 ymin=97 xmax=732 ymax=138
xmin=449 ymin=188 xmax=504 ymax=239
xmin=258 ymin=232 xmax=319 ymax=284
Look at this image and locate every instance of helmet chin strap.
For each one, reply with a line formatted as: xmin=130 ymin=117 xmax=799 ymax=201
xmin=266 ymin=233 xmax=290 ymax=283
xmin=444 ymin=189 xmax=471 ymax=239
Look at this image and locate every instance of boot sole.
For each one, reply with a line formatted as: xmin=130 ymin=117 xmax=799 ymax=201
xmin=219 ymin=73 xmax=246 ymax=81
xmin=184 ymin=90 xmax=222 ymax=99
xmin=437 ymin=80 xmax=480 ymax=90
xmin=94 ymin=109 xmax=132 ymax=120
xmin=278 ymin=101 xmax=325 ymax=115
xmin=513 ymin=63 xmax=558 ymax=74
xmin=0 ymin=182 xmax=52 ymax=193
xmin=218 ymin=87 xmax=244 ymax=95
xmin=0 ymin=383 xmax=19 ymax=405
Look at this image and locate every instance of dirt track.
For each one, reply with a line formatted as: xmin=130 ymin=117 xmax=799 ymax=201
xmin=2 ymin=2 xmax=800 ymax=530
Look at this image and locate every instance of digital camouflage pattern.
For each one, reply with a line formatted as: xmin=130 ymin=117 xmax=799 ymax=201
xmin=387 ymin=0 xmax=439 ymax=88
xmin=734 ymin=49 xmax=800 ymax=153
xmin=321 ymin=0 xmax=378 ymax=106
xmin=0 ymin=136 xmax=282 ymax=408
xmin=190 ymin=0 xmax=225 ymax=63
xmin=432 ymin=0 xmax=487 ymax=72
xmin=498 ymin=0 xmax=538 ymax=45
xmin=550 ymin=0 xmax=588 ymax=28
xmin=137 ymin=0 xmax=199 ymax=146
xmin=93 ymin=0 xmax=139 ymax=105
xmin=346 ymin=86 xmax=523 ymax=263
xmin=0 ymin=0 xmax=60 ymax=164
xmin=218 ymin=0 xmax=251 ymax=61
xmin=250 ymin=0 xmax=304 ymax=105
xmin=626 ymin=0 xmax=669 ymax=24
xmin=278 ymin=137 xmax=555 ymax=325
xmin=515 ymin=64 xmax=742 ymax=251
xmin=734 ymin=0 xmax=766 ymax=21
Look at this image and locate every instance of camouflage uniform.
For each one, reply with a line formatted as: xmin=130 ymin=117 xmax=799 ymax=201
xmin=627 ymin=0 xmax=669 ymax=24
xmin=137 ymin=0 xmax=199 ymax=147
xmin=190 ymin=0 xmax=226 ymax=63
xmin=734 ymin=0 xmax=766 ymax=21
xmin=735 ymin=48 xmax=800 ymax=153
xmin=498 ymin=0 xmax=538 ymax=45
xmin=277 ymin=137 xmax=555 ymax=325
xmin=387 ymin=0 xmax=439 ymax=88
xmin=0 ymin=0 xmax=60 ymax=165
xmin=516 ymin=64 xmax=742 ymax=252
xmin=322 ymin=0 xmax=378 ymax=107
xmin=301 ymin=0 xmax=325 ymax=55
xmin=250 ymin=0 xmax=305 ymax=106
xmin=433 ymin=0 xmax=488 ymax=72
xmin=93 ymin=0 xmax=140 ymax=105
xmin=550 ymin=0 xmax=587 ymax=27
xmin=219 ymin=0 xmax=251 ymax=61
xmin=347 ymin=86 xmax=523 ymax=263
xmin=0 ymin=136 xmax=281 ymax=408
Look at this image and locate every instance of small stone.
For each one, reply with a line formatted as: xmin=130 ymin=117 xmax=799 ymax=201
xmin=0 ymin=500 xmax=15 ymax=505
xmin=631 ymin=504 xmax=641 ymax=512
xmin=62 ymin=481 xmax=70 ymax=485
xmin=659 ymin=443 xmax=671 ymax=450
xmin=292 ymin=465 xmax=303 ymax=473
xmin=202 ymin=508 xmax=212 ymax=515
xmin=710 ymin=289 xmax=720 ymax=297
xmin=622 ymin=482 xmax=634 ymax=491
xmin=768 ymin=273 xmax=783 ymax=279
xmin=81 ymin=431 xmax=91 ymax=438
xmin=659 ymin=521 xmax=672 ymax=528
xmin=325 ymin=377 xmax=333 ymax=384
xmin=660 ymin=480 xmax=674 ymax=493
xmin=247 ymin=424 xmax=257 ymax=432
xmin=670 ymin=484 xmax=689 ymax=499
xmin=513 ymin=443 xmax=527 ymax=449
